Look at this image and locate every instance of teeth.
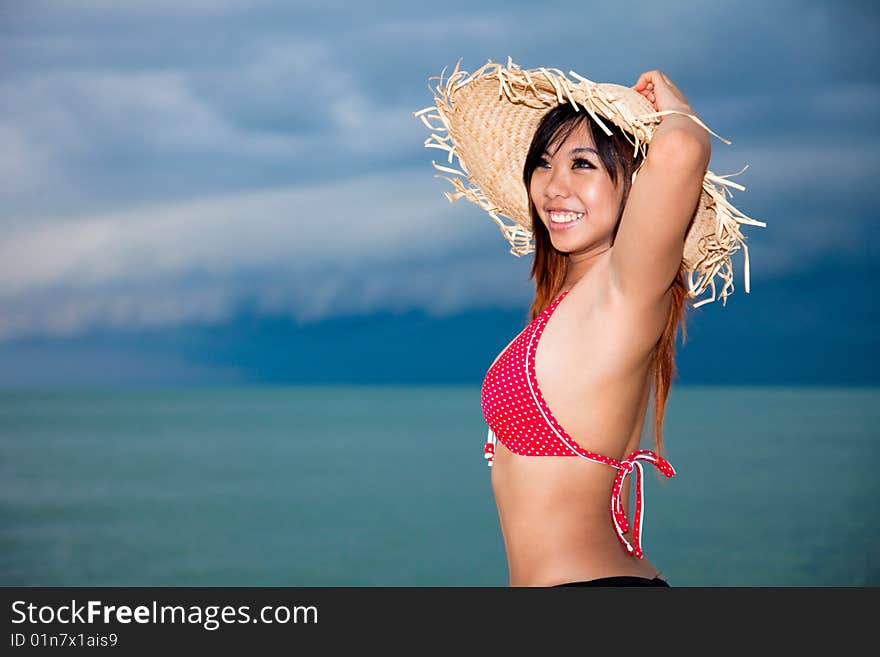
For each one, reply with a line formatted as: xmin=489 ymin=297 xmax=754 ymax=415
xmin=549 ymin=211 xmax=584 ymax=223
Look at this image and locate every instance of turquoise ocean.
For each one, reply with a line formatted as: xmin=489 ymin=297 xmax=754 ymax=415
xmin=1 ymin=385 xmax=877 ymax=586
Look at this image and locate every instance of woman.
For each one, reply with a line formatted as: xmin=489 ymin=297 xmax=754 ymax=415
xmin=413 ymin=59 xmax=763 ymax=587
xmin=483 ymin=70 xmax=707 ymax=587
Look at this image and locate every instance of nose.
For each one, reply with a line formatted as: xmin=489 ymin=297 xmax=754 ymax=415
xmin=543 ymin=163 xmax=572 ymax=199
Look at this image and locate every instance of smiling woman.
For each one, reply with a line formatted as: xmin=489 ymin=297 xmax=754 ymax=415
xmin=413 ymin=57 xmax=766 ymax=587
xmin=525 ymin=104 xmax=644 ymax=262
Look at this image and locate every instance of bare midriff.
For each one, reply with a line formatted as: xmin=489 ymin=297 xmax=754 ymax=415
xmin=488 ymin=260 xmax=672 ymax=586
xmin=490 ymin=380 xmax=663 ymax=585
xmin=491 ymin=439 xmax=663 ymax=585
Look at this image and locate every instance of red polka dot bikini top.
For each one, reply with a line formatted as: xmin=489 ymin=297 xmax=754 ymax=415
xmin=480 ymin=288 xmax=676 ymax=559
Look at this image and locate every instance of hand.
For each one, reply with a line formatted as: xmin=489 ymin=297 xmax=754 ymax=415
xmin=632 ymin=70 xmax=694 ymax=115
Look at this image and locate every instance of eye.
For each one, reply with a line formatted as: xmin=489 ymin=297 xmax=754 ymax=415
xmin=535 ymin=157 xmax=594 ymax=170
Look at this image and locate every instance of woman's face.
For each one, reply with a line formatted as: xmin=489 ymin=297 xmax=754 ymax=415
xmin=529 ymin=121 xmax=623 ymax=254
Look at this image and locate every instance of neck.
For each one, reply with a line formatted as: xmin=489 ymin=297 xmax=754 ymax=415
xmin=564 ymin=245 xmax=612 ymax=289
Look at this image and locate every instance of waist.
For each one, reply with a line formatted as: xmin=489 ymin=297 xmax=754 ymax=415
xmin=498 ymin=515 xmax=659 ymax=586
xmin=488 ymin=429 xmax=675 ymax=560
xmin=492 ymin=464 xmax=629 ymax=553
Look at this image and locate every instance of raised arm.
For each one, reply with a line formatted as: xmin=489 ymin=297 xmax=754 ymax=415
xmin=609 ymin=70 xmax=712 ymax=306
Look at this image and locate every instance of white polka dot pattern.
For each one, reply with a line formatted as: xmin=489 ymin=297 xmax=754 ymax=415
xmin=479 ymin=288 xmax=677 ymax=559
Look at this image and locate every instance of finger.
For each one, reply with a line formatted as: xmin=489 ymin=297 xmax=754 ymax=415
xmin=649 ymin=70 xmax=668 ymax=89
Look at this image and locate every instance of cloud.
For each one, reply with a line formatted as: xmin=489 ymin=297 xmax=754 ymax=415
xmin=0 ymin=168 xmax=520 ymax=341
xmin=0 ymin=0 xmax=877 ymax=347
xmin=0 ymin=68 xmax=302 ymax=179
xmin=0 ymin=38 xmax=425 ymax=220
xmin=745 ymin=211 xmax=874 ymax=282
xmin=708 ymin=133 xmax=880 ymax=203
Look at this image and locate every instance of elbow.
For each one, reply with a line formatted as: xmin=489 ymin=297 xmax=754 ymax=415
xmin=648 ymin=131 xmax=711 ymax=173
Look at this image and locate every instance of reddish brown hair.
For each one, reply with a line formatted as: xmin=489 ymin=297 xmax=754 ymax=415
xmin=521 ymin=103 xmax=692 ymax=458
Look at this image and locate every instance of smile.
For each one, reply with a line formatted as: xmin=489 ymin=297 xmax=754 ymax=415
xmin=548 ymin=211 xmax=585 ymax=230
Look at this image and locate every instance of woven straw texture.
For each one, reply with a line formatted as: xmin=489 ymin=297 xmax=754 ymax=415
xmin=413 ymin=57 xmax=767 ymax=308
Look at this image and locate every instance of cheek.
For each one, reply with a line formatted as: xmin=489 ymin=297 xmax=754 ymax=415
xmin=528 ymin=178 xmax=543 ymax=206
xmin=589 ymin=178 xmax=618 ymax=205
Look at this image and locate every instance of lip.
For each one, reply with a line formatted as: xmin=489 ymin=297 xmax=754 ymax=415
xmin=547 ymin=210 xmax=585 ymax=231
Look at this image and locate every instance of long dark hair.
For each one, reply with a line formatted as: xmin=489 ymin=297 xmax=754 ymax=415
xmin=521 ymin=102 xmax=691 ymax=457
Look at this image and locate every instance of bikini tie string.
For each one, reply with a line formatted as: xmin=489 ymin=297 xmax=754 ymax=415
xmin=484 ymin=426 xmax=496 ymax=467
xmin=610 ymin=449 xmax=676 ymax=559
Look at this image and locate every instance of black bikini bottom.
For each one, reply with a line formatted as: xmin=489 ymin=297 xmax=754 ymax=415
xmin=553 ymin=576 xmax=670 ymax=587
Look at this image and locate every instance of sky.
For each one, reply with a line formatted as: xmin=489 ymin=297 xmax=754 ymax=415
xmin=0 ymin=0 xmax=878 ymax=388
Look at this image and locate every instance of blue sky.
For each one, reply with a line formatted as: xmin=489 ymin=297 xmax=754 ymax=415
xmin=0 ymin=0 xmax=877 ymax=388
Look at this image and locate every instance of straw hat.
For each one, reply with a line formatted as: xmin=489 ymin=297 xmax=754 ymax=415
xmin=412 ymin=57 xmax=767 ymax=308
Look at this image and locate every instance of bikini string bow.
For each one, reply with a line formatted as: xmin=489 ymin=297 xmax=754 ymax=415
xmin=610 ymin=449 xmax=676 ymax=559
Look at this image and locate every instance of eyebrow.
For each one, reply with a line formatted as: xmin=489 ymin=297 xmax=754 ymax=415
xmin=541 ymin=147 xmax=599 ymax=157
